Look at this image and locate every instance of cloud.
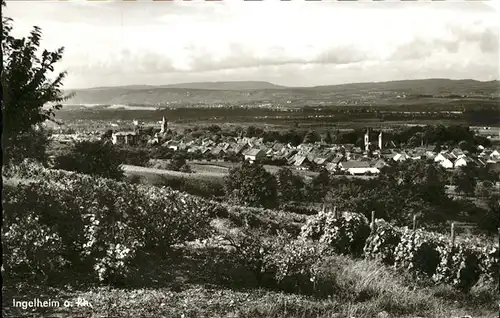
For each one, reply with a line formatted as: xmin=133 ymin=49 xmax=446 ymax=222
xmin=5 ymin=0 xmax=498 ymax=88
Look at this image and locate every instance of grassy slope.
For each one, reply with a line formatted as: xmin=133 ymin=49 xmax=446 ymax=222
xmin=3 ymin=251 xmax=498 ymax=318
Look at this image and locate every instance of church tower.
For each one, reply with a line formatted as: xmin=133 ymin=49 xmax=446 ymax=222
xmin=364 ymin=129 xmax=370 ymax=152
xmin=160 ymin=116 xmax=168 ymax=134
xmin=378 ymin=131 xmax=383 ymax=150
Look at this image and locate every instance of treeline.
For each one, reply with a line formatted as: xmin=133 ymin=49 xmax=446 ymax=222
xmin=224 ymin=160 xmax=499 ymax=234
xmin=55 ymin=101 xmax=499 ymax=126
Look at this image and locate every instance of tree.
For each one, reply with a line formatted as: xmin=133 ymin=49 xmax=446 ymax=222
xmin=2 ymin=3 xmax=73 ymax=164
xmin=302 ymin=130 xmax=320 ymax=144
xmin=224 ymin=161 xmax=278 ymax=208
xmin=4 ymin=127 xmax=51 ymax=164
xmin=246 ymin=125 xmax=264 ymax=138
xmin=324 ymin=131 xmax=333 ymax=144
xmin=479 ymin=193 xmax=500 ymax=233
xmin=169 ymin=152 xmax=190 ymax=172
xmin=101 ymin=129 xmax=113 ymax=141
xmin=452 ymin=166 xmax=477 ymax=196
xmin=307 ymin=168 xmax=331 ymax=202
xmin=276 ymin=167 xmax=305 ymax=204
xmin=53 ymin=140 xmax=124 ymax=180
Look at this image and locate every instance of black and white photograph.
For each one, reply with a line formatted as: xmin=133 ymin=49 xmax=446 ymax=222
xmin=2 ymin=0 xmax=499 ymax=317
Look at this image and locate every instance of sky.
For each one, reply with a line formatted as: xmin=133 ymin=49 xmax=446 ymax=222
xmin=4 ymin=0 xmax=500 ymax=89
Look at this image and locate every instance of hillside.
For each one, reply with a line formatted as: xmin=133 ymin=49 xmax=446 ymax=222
xmin=63 ymin=79 xmax=499 ymax=108
xmin=3 ymin=164 xmax=499 ymax=318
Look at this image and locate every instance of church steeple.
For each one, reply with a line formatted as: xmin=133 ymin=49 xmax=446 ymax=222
xmin=364 ymin=128 xmax=370 ymax=152
xmin=160 ymin=116 xmax=167 ymax=134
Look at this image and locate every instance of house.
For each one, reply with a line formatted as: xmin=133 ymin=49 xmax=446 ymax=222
xmin=393 ymin=152 xmax=410 ymax=162
xmin=450 ymin=148 xmax=466 ymax=159
xmin=294 ymin=155 xmax=311 ymax=170
xmin=370 ymin=158 xmax=389 ymax=170
xmin=490 ymin=150 xmax=500 ymax=160
xmin=348 ymin=167 xmax=380 ymax=175
xmin=167 ymin=140 xmax=180 ymax=151
xmin=326 ymin=162 xmax=338 ymax=172
xmin=244 ymin=148 xmax=266 ymax=162
xmin=232 ymin=143 xmax=249 ymax=156
xmin=313 ymin=157 xmax=329 ymax=165
xmin=434 ymin=152 xmax=455 ymax=169
xmin=112 ymin=131 xmax=139 ymax=145
xmin=424 ymin=151 xmax=437 ymax=160
xmin=338 ymin=160 xmax=370 ymax=171
xmin=199 ymin=147 xmax=211 ymax=155
xmin=291 ymin=155 xmax=309 ymax=167
xmin=454 ymin=156 xmax=482 ymax=168
xmin=211 ymin=146 xmax=226 ymax=157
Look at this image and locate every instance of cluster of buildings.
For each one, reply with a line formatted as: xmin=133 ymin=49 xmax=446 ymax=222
xmin=150 ymin=125 xmax=500 ymax=175
xmin=111 ymin=117 xmax=168 ymax=145
xmin=58 ymin=118 xmax=499 ymax=176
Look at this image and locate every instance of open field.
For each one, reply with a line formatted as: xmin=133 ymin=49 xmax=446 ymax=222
xmin=124 ymin=162 xmax=375 ymax=186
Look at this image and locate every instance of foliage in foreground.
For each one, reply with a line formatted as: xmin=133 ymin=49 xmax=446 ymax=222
xmin=301 ymin=211 xmax=499 ymax=293
xmin=3 ymin=170 xmax=216 ymax=284
xmin=3 ymin=163 xmax=498 ymax=295
xmin=2 ymin=5 xmax=72 ymax=164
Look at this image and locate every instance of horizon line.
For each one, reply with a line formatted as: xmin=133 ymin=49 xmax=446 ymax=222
xmin=63 ymin=77 xmax=500 ymax=91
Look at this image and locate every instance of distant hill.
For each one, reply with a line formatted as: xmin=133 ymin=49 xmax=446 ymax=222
xmin=309 ymin=79 xmax=500 ymax=95
xmin=63 ymin=79 xmax=499 ymax=108
xmin=85 ymin=81 xmax=286 ymax=91
xmin=159 ymin=81 xmax=287 ymax=90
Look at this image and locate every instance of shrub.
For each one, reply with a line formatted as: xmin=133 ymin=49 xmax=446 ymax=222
xmin=301 ymin=211 xmax=370 ymax=257
xmin=394 ymin=229 xmax=443 ymax=278
xmin=433 ymin=243 xmax=482 ymax=293
xmin=477 ymin=245 xmax=500 ymax=285
xmin=3 ymin=183 xmax=68 ymax=284
xmin=262 ymin=233 xmax=325 ymax=294
xmin=53 ymin=140 xmax=124 ymax=180
xmin=224 ymin=161 xmax=278 ymax=209
xmin=363 ymin=219 xmax=403 ymax=265
xmin=225 ymin=205 xmax=304 ymax=236
xmin=3 ymin=169 xmax=216 ymax=284
xmin=279 ymin=202 xmax=318 ymax=215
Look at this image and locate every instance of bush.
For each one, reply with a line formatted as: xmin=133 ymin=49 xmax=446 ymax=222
xmin=53 ymin=140 xmax=124 ymax=180
xmin=433 ymin=244 xmax=482 ymax=293
xmin=117 ymin=146 xmax=150 ymax=166
xmin=477 ymin=245 xmax=500 ymax=285
xmin=394 ymin=229 xmax=443 ymax=279
xmin=3 ymin=128 xmax=51 ymax=165
xmin=3 ymin=183 xmax=68 ymax=284
xmin=168 ymin=153 xmax=189 ymax=171
xmin=154 ymin=176 xmax=224 ymax=199
xmin=301 ymin=211 xmax=370 ymax=257
xmin=224 ymin=161 xmax=278 ymax=209
xmin=3 ymin=169 xmax=216 ymax=284
xmin=225 ymin=205 xmax=305 ymax=236
xmin=363 ymin=219 xmax=403 ymax=265
xmin=262 ymin=233 xmax=326 ymax=294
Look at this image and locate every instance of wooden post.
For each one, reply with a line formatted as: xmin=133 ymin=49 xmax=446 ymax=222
xmin=413 ymin=215 xmax=417 ymax=231
xmin=371 ymin=210 xmax=376 ymax=233
xmin=333 ymin=206 xmax=337 ymax=218
xmin=450 ymin=223 xmax=456 ymax=247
